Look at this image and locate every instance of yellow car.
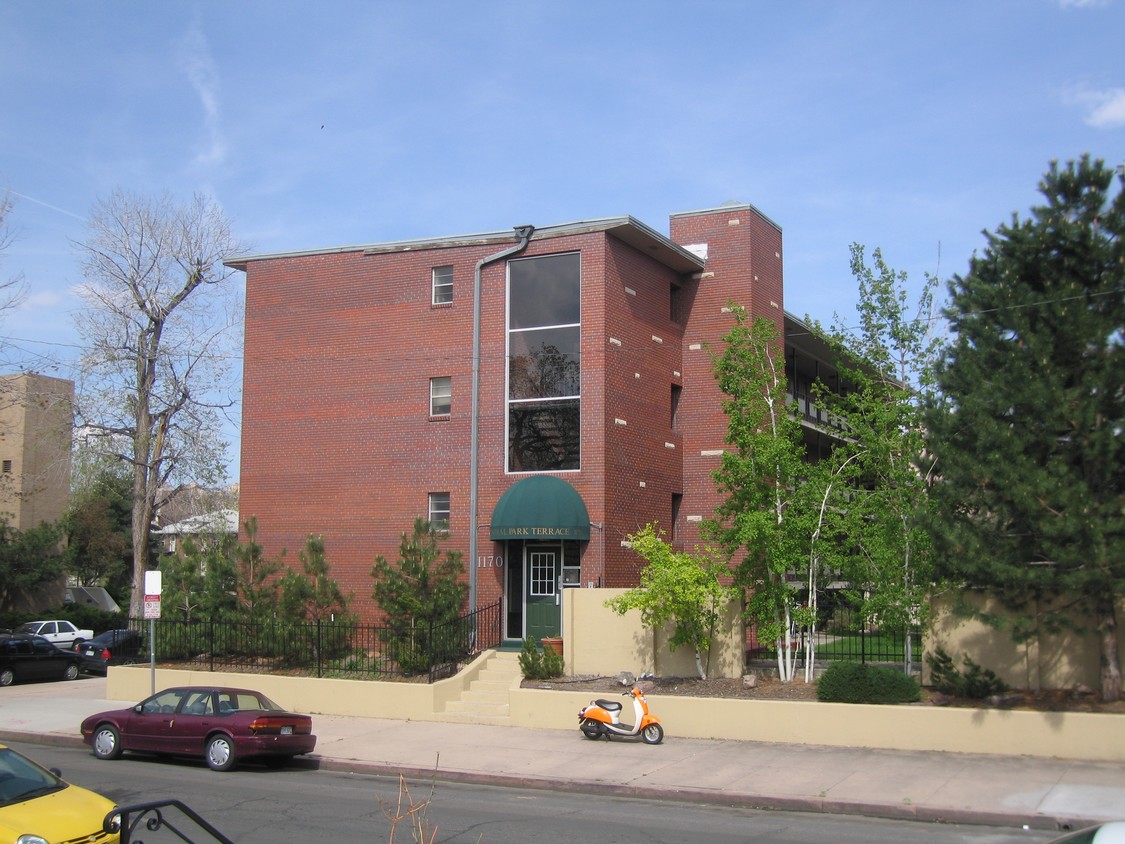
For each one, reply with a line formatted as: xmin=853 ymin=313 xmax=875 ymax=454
xmin=0 ymin=742 xmax=119 ymax=844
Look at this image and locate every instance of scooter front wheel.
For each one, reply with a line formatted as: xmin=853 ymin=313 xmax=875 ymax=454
xmin=580 ymin=718 xmax=603 ymax=740
xmin=641 ymin=723 xmax=664 ymax=745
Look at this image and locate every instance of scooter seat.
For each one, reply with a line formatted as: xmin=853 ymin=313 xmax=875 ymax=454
xmin=594 ymin=699 xmax=623 ymax=712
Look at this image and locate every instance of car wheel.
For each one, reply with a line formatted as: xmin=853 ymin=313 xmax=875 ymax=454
xmin=0 ymin=668 xmax=14 ymax=687
xmin=92 ymin=725 xmax=123 ymax=760
xmin=72 ymin=639 xmax=85 ymax=650
xmin=641 ymin=723 xmax=664 ymax=745
xmin=205 ymin=734 xmax=237 ymax=772
xmin=63 ymin=662 xmax=80 ymax=681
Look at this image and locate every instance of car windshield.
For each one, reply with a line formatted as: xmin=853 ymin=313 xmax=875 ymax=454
xmin=13 ymin=623 xmax=38 ymax=634
xmin=0 ymin=748 xmax=66 ymax=807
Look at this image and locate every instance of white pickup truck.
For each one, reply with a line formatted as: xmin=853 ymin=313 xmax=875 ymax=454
xmin=14 ymin=620 xmax=95 ymax=649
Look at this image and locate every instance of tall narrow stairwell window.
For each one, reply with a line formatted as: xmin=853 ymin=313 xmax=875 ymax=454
xmin=507 ymin=252 xmax=581 ymax=472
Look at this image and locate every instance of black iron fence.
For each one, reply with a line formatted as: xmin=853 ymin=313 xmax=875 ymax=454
xmin=134 ymin=600 xmax=502 ymax=683
xmin=750 ymin=606 xmax=921 ymax=666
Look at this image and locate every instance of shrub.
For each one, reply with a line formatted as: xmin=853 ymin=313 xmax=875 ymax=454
xmin=926 ymin=647 xmax=1009 ymax=699
xmin=816 ymin=661 xmax=920 ymax=704
xmin=518 ymin=637 xmax=564 ymax=680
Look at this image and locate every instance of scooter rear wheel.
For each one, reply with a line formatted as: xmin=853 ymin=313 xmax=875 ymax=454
xmin=580 ymin=718 xmax=602 ymax=740
xmin=641 ymin=723 xmax=664 ymax=745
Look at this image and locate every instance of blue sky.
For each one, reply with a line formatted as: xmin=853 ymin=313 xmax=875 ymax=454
xmin=2 ymin=1 xmax=1123 ymax=480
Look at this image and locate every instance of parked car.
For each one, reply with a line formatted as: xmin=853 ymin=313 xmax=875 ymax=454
xmin=14 ymin=619 xmax=94 ymax=649
xmin=77 ymin=629 xmax=145 ymax=674
xmin=0 ymin=633 xmax=84 ymax=686
xmin=1047 ymin=823 xmax=1125 ymax=843
xmin=81 ymin=686 xmax=318 ymax=772
xmin=0 ymin=742 xmax=120 ymax=842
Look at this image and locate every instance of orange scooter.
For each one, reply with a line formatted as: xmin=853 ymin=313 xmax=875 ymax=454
xmin=578 ymin=686 xmax=664 ymax=744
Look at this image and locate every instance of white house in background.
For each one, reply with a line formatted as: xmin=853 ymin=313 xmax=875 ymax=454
xmin=155 ymin=508 xmax=239 ymax=556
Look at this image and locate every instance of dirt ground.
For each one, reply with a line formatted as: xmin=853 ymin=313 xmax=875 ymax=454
xmin=522 ymin=672 xmax=1125 ymax=714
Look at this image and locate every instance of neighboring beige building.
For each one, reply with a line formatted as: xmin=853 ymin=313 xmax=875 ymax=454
xmin=0 ymin=372 xmax=74 ymax=530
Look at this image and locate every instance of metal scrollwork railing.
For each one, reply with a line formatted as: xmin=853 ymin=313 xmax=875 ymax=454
xmin=107 ymin=799 xmax=235 ymax=844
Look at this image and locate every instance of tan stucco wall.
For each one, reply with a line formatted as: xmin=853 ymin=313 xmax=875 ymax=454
xmin=926 ymin=592 xmax=1125 ymax=691
xmin=563 ymin=588 xmax=744 ymax=679
xmin=107 ymin=659 xmax=1124 ymax=763
xmin=0 ymin=373 xmax=74 ymax=531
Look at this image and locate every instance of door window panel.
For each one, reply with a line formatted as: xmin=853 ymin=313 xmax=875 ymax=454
xmin=529 ymin=552 xmax=556 ymax=596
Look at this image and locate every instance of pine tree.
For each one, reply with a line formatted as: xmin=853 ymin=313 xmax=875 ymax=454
xmin=371 ymin=518 xmax=468 ymax=675
xmin=926 ymin=156 xmax=1124 ymax=701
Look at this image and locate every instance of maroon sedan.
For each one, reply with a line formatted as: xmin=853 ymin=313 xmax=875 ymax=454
xmin=80 ymin=686 xmax=317 ymax=771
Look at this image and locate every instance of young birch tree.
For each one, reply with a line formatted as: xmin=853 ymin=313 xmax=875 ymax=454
xmin=73 ymin=190 xmax=246 ymax=621
xmin=809 ymin=244 xmax=941 ymax=672
xmin=706 ymin=308 xmax=819 ymax=682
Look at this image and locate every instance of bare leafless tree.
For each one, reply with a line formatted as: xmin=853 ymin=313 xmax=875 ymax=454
xmin=0 ymin=190 xmax=30 ymax=317
xmin=72 ymin=190 xmax=246 ymax=620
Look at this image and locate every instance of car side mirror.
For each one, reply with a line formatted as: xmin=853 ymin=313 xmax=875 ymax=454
xmin=134 ymin=704 xmax=144 ymax=713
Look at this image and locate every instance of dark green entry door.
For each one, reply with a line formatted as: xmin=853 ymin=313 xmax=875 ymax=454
xmin=525 ymin=546 xmax=561 ymax=642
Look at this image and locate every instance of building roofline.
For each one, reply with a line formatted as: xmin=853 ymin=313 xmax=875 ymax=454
xmin=224 ymin=216 xmax=705 ymax=274
xmin=670 ymin=201 xmax=783 ymax=234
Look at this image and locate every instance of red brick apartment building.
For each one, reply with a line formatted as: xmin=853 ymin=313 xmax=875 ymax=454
xmin=228 ymin=202 xmax=834 ymax=643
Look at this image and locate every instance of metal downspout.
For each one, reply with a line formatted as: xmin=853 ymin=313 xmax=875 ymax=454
xmin=469 ymin=225 xmax=535 ymax=617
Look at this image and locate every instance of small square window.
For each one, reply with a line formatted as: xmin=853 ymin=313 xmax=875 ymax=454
xmin=429 ymin=492 xmax=450 ymax=531
xmin=430 ymin=377 xmax=452 ymax=416
xmin=1 ymin=460 xmax=11 ymax=473
xmin=432 ymin=266 xmax=453 ymax=305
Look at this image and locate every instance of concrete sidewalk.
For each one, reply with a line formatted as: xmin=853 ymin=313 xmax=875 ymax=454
xmin=2 ymin=676 xmax=1123 ymax=833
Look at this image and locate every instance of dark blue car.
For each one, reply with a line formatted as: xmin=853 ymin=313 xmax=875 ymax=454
xmin=77 ymin=629 xmax=145 ymax=674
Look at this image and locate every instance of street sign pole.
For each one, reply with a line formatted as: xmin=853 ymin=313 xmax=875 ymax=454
xmin=144 ymin=570 xmax=162 ymax=696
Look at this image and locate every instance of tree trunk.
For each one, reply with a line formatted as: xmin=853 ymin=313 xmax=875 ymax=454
xmin=1098 ymin=595 xmax=1121 ymax=703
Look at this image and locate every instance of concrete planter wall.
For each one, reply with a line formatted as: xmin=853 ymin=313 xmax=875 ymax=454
xmin=107 ymin=659 xmax=1122 ymax=763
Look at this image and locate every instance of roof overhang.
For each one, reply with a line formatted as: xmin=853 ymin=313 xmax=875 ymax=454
xmin=224 ymin=216 xmax=705 ymax=276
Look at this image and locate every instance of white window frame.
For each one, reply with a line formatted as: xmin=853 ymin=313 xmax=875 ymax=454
xmin=428 ymin=492 xmax=450 ymax=531
xmin=432 ymin=265 xmax=453 ymax=305
xmin=430 ymin=376 xmax=452 ymax=416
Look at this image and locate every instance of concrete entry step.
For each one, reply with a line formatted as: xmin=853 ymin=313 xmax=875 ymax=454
xmin=442 ymin=650 xmax=521 ymax=725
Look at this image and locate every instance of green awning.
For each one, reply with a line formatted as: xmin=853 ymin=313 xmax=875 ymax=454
xmin=490 ymin=476 xmax=591 ymax=541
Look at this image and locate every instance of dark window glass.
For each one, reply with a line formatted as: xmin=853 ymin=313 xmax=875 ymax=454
xmin=509 ymin=253 xmax=580 ymax=329
xmin=508 ymin=400 xmax=580 ymax=471
xmin=508 ymin=327 xmax=580 ymax=400
xmin=507 ymin=252 xmax=581 ymax=472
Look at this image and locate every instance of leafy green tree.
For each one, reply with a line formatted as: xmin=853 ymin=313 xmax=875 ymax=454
xmin=606 ymin=524 xmax=738 ymax=680
xmin=705 ymin=308 xmax=820 ymax=681
xmin=66 ymin=468 xmax=133 ymax=598
xmin=371 ymin=518 xmax=467 ymax=675
xmin=279 ymin=534 xmax=352 ymax=623
xmin=926 ymin=156 xmax=1124 ymax=702
xmin=809 ymin=244 xmax=941 ymax=671
xmin=0 ymin=519 xmax=69 ymax=611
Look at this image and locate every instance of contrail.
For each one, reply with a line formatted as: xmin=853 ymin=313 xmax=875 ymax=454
xmin=9 ymin=191 xmax=86 ymax=221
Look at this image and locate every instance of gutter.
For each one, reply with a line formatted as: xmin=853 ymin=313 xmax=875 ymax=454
xmin=469 ymin=225 xmax=535 ymax=615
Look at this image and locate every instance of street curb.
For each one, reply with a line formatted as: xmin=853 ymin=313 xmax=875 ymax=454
xmin=310 ymin=754 xmax=1083 ymax=833
xmin=0 ymin=730 xmax=1092 ymax=833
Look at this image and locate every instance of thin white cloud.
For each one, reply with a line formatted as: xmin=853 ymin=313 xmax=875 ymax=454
xmin=19 ymin=289 xmax=63 ymax=310
xmin=177 ymin=24 xmax=226 ymax=167
xmin=1058 ymin=0 xmax=1110 ymax=7
xmin=1063 ymin=85 xmax=1125 ymax=127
